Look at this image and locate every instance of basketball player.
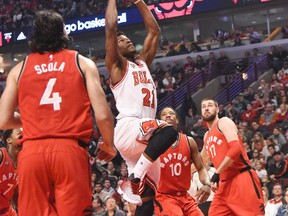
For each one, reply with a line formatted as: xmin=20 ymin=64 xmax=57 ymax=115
xmin=200 ymin=98 xmax=264 ymax=216
xmin=154 ymin=107 xmax=211 ymax=216
xmin=0 ymin=10 xmax=116 ymax=216
xmin=105 ymin=0 xmax=178 ymax=213
xmin=0 ymin=128 xmax=22 ymax=216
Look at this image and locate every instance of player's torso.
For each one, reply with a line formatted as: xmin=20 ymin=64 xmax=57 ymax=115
xmin=18 ymin=50 xmax=93 ymax=143
xmin=111 ymin=58 xmax=157 ymax=119
xmin=204 ymin=122 xmax=251 ymax=180
xmin=158 ymin=133 xmax=192 ymax=193
xmin=0 ymin=148 xmax=17 ymax=208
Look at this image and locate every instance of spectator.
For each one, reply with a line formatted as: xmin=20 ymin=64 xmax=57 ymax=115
xmin=240 ymin=121 xmax=253 ymax=141
xmin=103 ymin=179 xmax=116 ymax=197
xmin=183 ymin=56 xmax=195 ymax=78
xmin=103 ymin=197 xmax=125 ymax=216
xmin=265 ymin=183 xmax=283 ymax=216
xmin=225 ymin=102 xmax=240 ymax=123
xmin=259 ymin=103 xmax=276 ymax=127
xmin=250 ymin=148 xmax=265 ymax=168
xmin=184 ymin=108 xmax=199 ymax=135
xmin=162 ymin=71 xmax=176 ymax=93
xmin=247 ymin=26 xmax=261 ymax=44
xmin=267 ymin=151 xmax=288 ymax=180
xmin=241 ymin=103 xmax=257 ymax=124
xmin=92 ymin=197 xmax=106 ymax=216
xmin=165 ymin=45 xmax=178 ymax=57
xmin=218 ymin=103 xmax=228 ymax=118
xmin=190 ymin=118 xmax=208 ymax=140
xmin=276 ymin=188 xmax=288 ymax=216
xmin=251 ymin=121 xmax=270 ymax=139
xmin=255 ymin=161 xmax=268 ymax=183
xmin=195 ymin=55 xmax=205 ymax=71
xmin=107 ymin=161 xmax=120 ymax=178
xmin=178 ymin=43 xmax=189 ymax=55
xmin=93 ymin=182 xmax=111 ymax=203
xmin=270 ymin=127 xmax=287 ymax=148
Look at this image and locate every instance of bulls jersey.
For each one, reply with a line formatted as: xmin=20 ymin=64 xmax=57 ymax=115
xmin=158 ymin=133 xmax=192 ymax=193
xmin=18 ymin=50 xmax=93 ymax=143
xmin=110 ymin=58 xmax=157 ymax=119
xmin=204 ymin=120 xmax=251 ymax=180
xmin=0 ymin=148 xmax=17 ymax=209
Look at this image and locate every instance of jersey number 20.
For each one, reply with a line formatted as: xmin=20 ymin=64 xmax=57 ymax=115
xmin=40 ymin=78 xmax=62 ymax=111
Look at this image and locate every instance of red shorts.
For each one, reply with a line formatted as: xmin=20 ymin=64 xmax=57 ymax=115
xmin=154 ymin=191 xmax=204 ymax=216
xmin=18 ymin=139 xmax=92 ymax=216
xmin=209 ymin=170 xmax=265 ymax=216
xmin=0 ymin=205 xmax=17 ymax=216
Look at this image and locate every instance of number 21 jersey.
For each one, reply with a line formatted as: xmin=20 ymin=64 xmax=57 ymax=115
xmin=110 ymin=58 xmax=157 ymax=119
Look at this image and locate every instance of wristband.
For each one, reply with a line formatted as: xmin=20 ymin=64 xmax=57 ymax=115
xmin=210 ymin=173 xmax=220 ymax=183
xmin=203 ymin=183 xmax=211 ymax=188
xmin=134 ymin=0 xmax=142 ymax=4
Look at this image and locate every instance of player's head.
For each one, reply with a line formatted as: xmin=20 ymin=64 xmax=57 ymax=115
xmin=158 ymin=106 xmax=179 ymax=127
xmin=29 ymin=10 xmax=69 ymax=53
xmin=201 ymin=98 xmax=219 ymax=122
xmin=2 ymin=128 xmax=23 ymax=151
xmin=117 ymin=31 xmax=136 ymax=59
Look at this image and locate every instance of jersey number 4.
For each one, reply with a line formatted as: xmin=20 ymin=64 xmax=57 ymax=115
xmin=142 ymin=88 xmax=155 ymax=108
xmin=40 ymin=78 xmax=62 ymax=111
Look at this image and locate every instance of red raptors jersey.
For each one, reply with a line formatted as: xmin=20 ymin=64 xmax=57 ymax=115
xmin=158 ymin=133 xmax=192 ymax=193
xmin=0 ymin=148 xmax=17 ymax=209
xmin=204 ymin=120 xmax=251 ymax=180
xmin=18 ymin=50 xmax=93 ymax=143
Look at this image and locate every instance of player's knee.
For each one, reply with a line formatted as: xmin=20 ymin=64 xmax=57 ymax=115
xmin=145 ymin=126 xmax=178 ymax=161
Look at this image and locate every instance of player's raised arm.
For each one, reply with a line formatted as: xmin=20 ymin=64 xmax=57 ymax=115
xmin=105 ymin=0 xmax=127 ymax=85
xmin=135 ymin=0 xmax=160 ymax=66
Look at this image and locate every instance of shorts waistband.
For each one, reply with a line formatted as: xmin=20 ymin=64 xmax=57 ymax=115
xmin=240 ymin=166 xmax=253 ymax=173
xmin=160 ymin=191 xmax=187 ymax=196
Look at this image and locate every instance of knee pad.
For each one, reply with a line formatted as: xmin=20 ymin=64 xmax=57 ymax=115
xmin=144 ymin=126 xmax=178 ymax=161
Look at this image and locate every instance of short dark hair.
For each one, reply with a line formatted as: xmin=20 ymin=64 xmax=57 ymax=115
xmin=29 ymin=10 xmax=69 ymax=53
xmin=2 ymin=129 xmax=13 ymax=147
xmin=117 ymin=31 xmax=125 ymax=37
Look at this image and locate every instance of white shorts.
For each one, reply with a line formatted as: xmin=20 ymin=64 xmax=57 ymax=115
xmin=114 ymin=117 xmax=166 ymax=188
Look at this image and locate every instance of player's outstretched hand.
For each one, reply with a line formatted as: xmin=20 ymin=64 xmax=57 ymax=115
xmin=96 ymin=140 xmax=117 ymax=162
xmin=195 ymin=184 xmax=211 ymax=204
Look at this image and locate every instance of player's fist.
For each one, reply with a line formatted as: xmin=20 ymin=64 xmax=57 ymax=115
xmin=96 ymin=139 xmax=117 ymax=162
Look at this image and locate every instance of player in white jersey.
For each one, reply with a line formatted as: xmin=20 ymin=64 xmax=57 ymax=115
xmin=105 ymin=0 xmax=178 ymax=215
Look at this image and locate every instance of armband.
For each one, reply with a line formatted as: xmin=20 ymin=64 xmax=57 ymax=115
xmin=226 ymin=140 xmax=242 ymax=159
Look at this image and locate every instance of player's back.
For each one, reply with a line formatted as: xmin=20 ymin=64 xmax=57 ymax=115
xmin=18 ymin=50 xmax=93 ymax=143
xmin=110 ymin=58 xmax=157 ymax=119
xmin=158 ymin=133 xmax=192 ymax=193
xmin=0 ymin=148 xmax=17 ymax=209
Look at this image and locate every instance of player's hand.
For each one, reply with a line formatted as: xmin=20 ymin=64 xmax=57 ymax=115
xmin=96 ymin=140 xmax=117 ymax=162
xmin=211 ymin=182 xmax=218 ymax=193
xmin=195 ymin=184 xmax=211 ymax=204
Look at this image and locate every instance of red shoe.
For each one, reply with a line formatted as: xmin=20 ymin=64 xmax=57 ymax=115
xmin=117 ymin=174 xmax=142 ymax=206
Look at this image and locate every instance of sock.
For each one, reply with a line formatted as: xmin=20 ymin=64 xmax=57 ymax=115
xmin=132 ymin=154 xmax=153 ymax=179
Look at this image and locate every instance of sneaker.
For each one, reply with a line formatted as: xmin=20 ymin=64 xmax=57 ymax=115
xmin=118 ymin=174 xmax=142 ymax=206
